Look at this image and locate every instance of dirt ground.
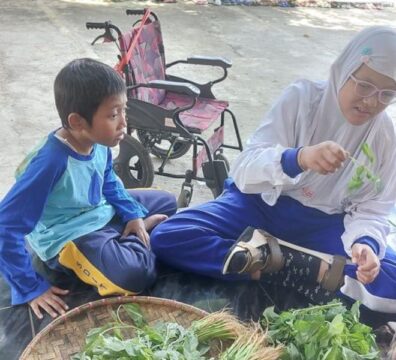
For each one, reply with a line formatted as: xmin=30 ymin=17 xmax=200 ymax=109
xmin=0 ymin=0 xmax=396 ymax=204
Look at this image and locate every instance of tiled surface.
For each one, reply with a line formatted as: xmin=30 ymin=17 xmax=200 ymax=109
xmin=1 ymin=261 xmax=395 ymax=359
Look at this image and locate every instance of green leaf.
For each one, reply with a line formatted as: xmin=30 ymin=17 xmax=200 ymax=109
xmin=348 ymin=178 xmax=363 ymax=191
xmin=348 ymin=143 xmax=380 ymax=194
xmin=142 ymin=325 xmax=164 ymax=344
xmin=84 ymin=325 xmax=113 ymax=354
xmin=362 ymin=143 xmax=375 ymax=163
xmin=349 ymin=302 xmax=361 ymax=323
xmin=284 ymin=342 xmax=303 ymax=360
xmin=262 ymin=301 xmax=379 ymax=360
xmin=356 ymin=165 xmax=365 ymax=177
xmin=102 ymin=336 xmax=126 ymax=352
xmin=294 ymin=319 xmax=323 ymax=345
xmin=328 ymin=314 xmax=345 ymax=337
xmin=323 ymin=345 xmax=342 ymax=360
xmin=304 ymin=341 xmax=318 ymax=360
xmin=122 ymin=303 xmax=146 ymax=328
xmin=262 ymin=306 xmax=279 ymax=326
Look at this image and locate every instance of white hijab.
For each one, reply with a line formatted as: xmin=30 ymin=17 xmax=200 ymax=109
xmin=311 ymin=26 xmax=396 ymax=155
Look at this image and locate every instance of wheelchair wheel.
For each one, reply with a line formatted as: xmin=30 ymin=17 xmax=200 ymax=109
xmin=137 ymin=130 xmax=191 ymax=160
xmin=113 ymin=135 xmax=154 ymax=188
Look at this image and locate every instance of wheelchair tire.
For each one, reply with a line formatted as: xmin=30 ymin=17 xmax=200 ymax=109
xmin=113 ymin=135 xmax=154 ymax=189
xmin=214 ymin=152 xmax=230 ymax=172
xmin=137 ymin=130 xmax=191 ymax=160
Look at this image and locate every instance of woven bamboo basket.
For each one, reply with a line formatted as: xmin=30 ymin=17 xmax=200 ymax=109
xmin=20 ymin=296 xmax=209 ymax=360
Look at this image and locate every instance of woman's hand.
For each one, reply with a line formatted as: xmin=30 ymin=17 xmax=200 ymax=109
xmin=122 ymin=218 xmax=150 ymax=249
xmin=29 ymin=286 xmax=69 ymax=319
xmin=298 ymin=141 xmax=348 ymax=175
xmin=351 ymin=243 xmax=380 ymax=284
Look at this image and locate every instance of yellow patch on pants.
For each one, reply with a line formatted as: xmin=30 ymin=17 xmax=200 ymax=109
xmin=59 ymin=242 xmax=136 ymax=296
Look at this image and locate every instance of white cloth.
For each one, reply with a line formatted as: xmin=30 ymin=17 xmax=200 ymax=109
xmin=231 ymin=26 xmax=396 ymax=259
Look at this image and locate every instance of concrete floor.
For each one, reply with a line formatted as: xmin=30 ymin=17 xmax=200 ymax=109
xmin=1 ymin=0 xmax=395 ymax=204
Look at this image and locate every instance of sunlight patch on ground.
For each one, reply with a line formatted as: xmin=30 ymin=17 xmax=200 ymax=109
xmin=60 ymin=0 xmax=169 ymax=7
xmin=288 ymin=8 xmax=396 ymax=30
xmin=61 ymin=0 xmax=111 ymax=5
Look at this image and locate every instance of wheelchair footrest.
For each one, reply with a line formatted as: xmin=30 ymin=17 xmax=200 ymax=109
xmin=202 ymin=160 xmax=228 ymax=198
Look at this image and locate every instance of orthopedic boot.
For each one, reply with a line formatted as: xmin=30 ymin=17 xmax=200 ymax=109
xmin=222 ymin=227 xmax=346 ymax=292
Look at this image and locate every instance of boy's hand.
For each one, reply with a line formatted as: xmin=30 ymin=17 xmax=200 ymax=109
xmin=122 ymin=218 xmax=150 ymax=249
xmin=29 ymin=286 xmax=69 ymax=319
xmin=298 ymin=141 xmax=348 ymax=175
xmin=351 ymin=243 xmax=380 ymax=284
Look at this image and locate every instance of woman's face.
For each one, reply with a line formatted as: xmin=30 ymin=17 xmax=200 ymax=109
xmin=338 ymin=64 xmax=396 ymax=126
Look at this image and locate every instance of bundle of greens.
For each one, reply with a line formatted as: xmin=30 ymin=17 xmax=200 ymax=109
xmin=71 ymin=303 xmax=281 ymax=360
xmin=219 ymin=325 xmax=280 ymax=360
xmin=348 ymin=143 xmax=380 ymax=192
xmin=261 ymin=300 xmax=379 ymax=360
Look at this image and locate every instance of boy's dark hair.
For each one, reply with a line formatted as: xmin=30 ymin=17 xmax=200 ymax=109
xmin=54 ymin=58 xmax=126 ymax=127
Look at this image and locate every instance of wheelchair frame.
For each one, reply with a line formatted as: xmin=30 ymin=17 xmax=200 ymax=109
xmin=86 ymin=9 xmax=243 ymax=207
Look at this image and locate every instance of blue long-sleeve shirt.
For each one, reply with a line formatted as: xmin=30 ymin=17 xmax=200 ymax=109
xmin=0 ymin=132 xmax=148 ymax=305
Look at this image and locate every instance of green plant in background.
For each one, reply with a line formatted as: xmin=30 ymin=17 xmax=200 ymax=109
xmin=261 ymin=300 xmax=379 ymax=360
xmin=348 ymin=143 xmax=381 ymax=192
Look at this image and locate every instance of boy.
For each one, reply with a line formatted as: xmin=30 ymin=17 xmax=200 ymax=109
xmin=0 ymin=58 xmax=176 ymax=319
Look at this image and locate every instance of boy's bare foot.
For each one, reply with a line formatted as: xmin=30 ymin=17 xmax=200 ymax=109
xmin=144 ymin=214 xmax=168 ymax=231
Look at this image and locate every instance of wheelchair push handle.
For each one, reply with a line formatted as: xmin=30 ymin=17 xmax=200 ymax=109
xmin=126 ymin=9 xmax=146 ymax=15
xmin=86 ymin=22 xmax=107 ymax=30
xmin=86 ymin=21 xmax=122 ymax=45
xmin=126 ymin=9 xmax=158 ymax=22
xmin=86 ymin=21 xmax=121 ymax=34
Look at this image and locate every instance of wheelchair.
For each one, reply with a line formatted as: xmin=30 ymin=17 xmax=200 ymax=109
xmin=86 ymin=8 xmax=243 ymax=207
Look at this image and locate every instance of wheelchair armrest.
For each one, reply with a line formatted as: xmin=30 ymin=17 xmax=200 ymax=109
xmin=166 ymin=57 xmax=231 ymax=91
xmin=186 ymin=56 xmax=232 ymax=69
xmin=130 ymin=80 xmax=200 ymax=97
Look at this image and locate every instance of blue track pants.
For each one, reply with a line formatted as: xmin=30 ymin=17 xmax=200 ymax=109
xmin=151 ymin=179 xmax=396 ymax=314
xmin=46 ymin=189 xmax=177 ymax=295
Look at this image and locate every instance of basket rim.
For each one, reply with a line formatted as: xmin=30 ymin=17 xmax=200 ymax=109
xmin=20 ymin=295 xmax=209 ymax=360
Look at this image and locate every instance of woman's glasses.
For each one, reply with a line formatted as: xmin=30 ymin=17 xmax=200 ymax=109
xmin=350 ymin=74 xmax=396 ymax=105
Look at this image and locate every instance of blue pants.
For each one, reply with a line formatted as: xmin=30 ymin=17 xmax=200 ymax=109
xmin=46 ymin=189 xmax=177 ymax=295
xmin=151 ymin=179 xmax=396 ymax=314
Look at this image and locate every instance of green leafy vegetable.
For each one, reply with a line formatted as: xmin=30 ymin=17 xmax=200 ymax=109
xmin=71 ymin=305 xmax=280 ymax=360
xmin=261 ymin=300 xmax=379 ymax=360
xmin=361 ymin=143 xmax=375 ymax=164
xmin=348 ymin=143 xmax=380 ymax=192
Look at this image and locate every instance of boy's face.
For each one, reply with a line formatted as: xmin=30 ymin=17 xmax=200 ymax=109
xmin=83 ymin=93 xmax=127 ymax=148
xmin=338 ymin=64 xmax=396 ymax=126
